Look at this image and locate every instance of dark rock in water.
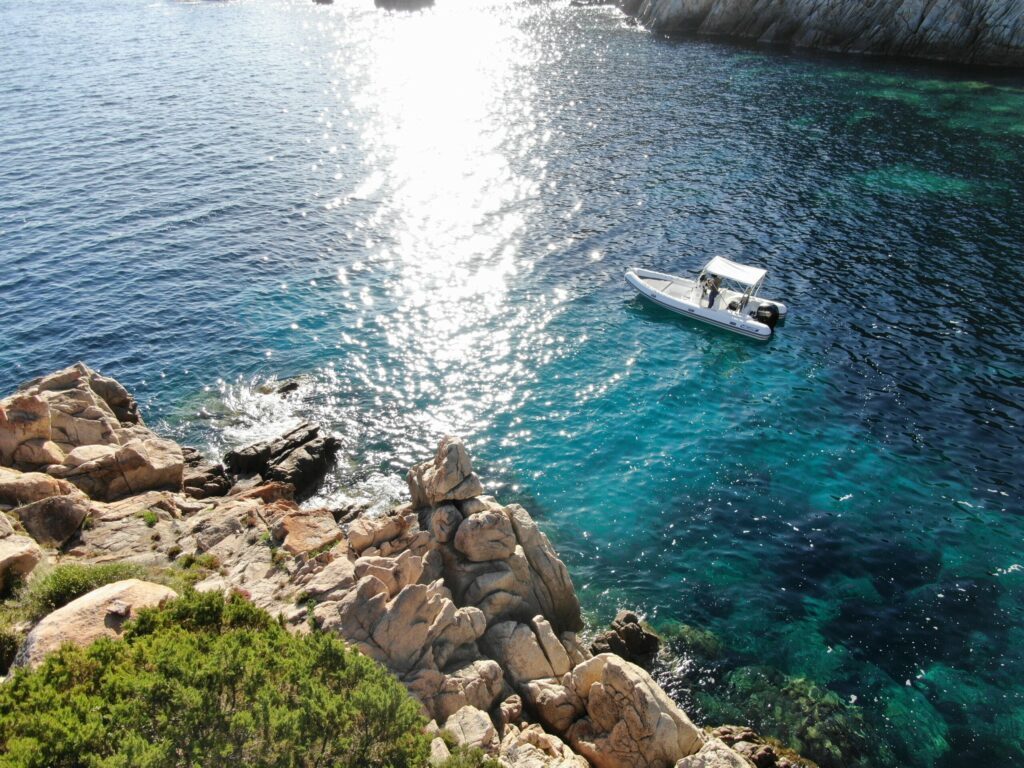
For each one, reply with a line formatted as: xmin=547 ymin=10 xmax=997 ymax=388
xmin=224 ymin=423 xmax=319 ymax=476
xmin=590 ymin=609 xmax=661 ymax=670
xmin=623 ymin=0 xmax=1024 ymax=67
xmin=275 ymin=380 xmax=301 ymax=396
xmin=265 ymin=435 xmax=339 ymax=499
xmin=224 ymin=422 xmax=339 ymax=501
xmin=181 ymin=447 xmax=231 ymax=499
xmin=375 ymin=0 xmax=434 ymax=10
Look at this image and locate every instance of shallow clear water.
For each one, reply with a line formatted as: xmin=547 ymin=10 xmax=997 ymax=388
xmin=2 ymin=0 xmax=1023 ymax=765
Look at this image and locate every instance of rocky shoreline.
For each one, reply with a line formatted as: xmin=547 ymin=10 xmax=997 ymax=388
xmin=0 ymin=363 xmax=811 ymax=768
xmin=615 ymin=0 xmax=1024 ymax=67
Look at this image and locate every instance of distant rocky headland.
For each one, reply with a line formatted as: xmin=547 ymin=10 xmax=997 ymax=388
xmin=617 ymin=0 xmax=1024 ymax=67
xmin=0 ymin=363 xmax=813 ymax=767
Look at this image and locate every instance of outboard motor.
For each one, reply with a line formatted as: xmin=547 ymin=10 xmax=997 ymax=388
xmin=755 ymin=303 xmax=780 ymax=330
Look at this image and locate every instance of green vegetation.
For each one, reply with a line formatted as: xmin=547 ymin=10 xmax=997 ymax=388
xmin=0 ymin=617 xmax=20 ymax=673
xmin=439 ymin=746 xmax=503 ymax=768
xmin=17 ymin=562 xmax=143 ymax=622
xmin=0 ymin=590 xmax=431 ymax=767
xmin=138 ymin=508 xmax=159 ymax=527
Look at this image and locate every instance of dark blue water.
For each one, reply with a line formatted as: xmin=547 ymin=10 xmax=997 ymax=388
xmin=2 ymin=1 xmax=1023 ymax=765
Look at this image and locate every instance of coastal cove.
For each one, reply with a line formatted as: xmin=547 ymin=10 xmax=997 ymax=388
xmin=2 ymin=0 xmax=1024 ymax=766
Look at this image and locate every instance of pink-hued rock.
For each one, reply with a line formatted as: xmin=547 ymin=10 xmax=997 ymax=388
xmin=407 ymin=436 xmax=484 ymax=508
xmin=567 ymin=654 xmax=704 ymax=768
xmin=16 ymin=579 xmax=177 ymax=668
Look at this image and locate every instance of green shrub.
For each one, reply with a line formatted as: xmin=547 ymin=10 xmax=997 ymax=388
xmin=0 ymin=618 xmax=20 ymax=674
xmin=138 ymin=509 xmax=158 ymax=527
xmin=19 ymin=562 xmax=143 ymax=621
xmin=0 ymin=590 xmax=430 ymax=768
xmin=438 ymin=745 xmax=504 ymax=767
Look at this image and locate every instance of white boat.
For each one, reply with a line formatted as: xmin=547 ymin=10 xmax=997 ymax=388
xmin=625 ymin=257 xmax=788 ymax=341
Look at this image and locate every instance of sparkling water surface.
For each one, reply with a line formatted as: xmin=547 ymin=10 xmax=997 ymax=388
xmin=2 ymin=0 xmax=1023 ymax=765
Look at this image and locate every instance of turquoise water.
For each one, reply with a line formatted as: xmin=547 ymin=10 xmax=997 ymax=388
xmin=2 ymin=0 xmax=1023 ymax=765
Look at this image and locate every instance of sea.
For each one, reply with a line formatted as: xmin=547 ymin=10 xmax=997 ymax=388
xmin=1 ymin=0 xmax=1023 ymax=765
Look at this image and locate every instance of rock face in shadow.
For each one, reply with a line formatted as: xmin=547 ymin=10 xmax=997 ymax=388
xmin=625 ymin=0 xmax=1024 ymax=66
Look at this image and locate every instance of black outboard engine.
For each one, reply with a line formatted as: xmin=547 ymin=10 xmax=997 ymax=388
xmin=755 ymin=303 xmax=780 ymax=330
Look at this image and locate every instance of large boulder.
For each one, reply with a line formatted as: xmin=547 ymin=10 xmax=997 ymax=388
xmin=482 ymin=620 xmax=557 ymax=687
xmin=347 ymin=512 xmax=409 ymax=554
xmin=521 ymin=678 xmax=585 ymax=734
xmin=443 ymin=705 xmax=499 ymax=753
xmin=15 ymin=579 xmax=177 ymax=667
xmin=407 ymin=436 xmax=484 ymax=508
xmin=453 ymin=508 xmax=516 ymax=562
xmin=505 ymin=504 xmax=582 ymax=633
xmin=0 ymin=395 xmax=52 ymax=465
xmin=48 ymin=437 xmax=183 ymax=502
xmin=566 ymin=654 xmax=704 ymax=768
xmin=277 ymin=507 xmax=342 ymax=556
xmin=15 ymin=494 xmax=92 ymax=547
xmin=0 ymin=534 xmax=42 ymax=592
xmin=0 ymin=467 xmax=80 ymax=508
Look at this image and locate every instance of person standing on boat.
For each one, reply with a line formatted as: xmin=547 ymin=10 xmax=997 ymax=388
xmin=706 ymin=276 xmax=721 ymax=308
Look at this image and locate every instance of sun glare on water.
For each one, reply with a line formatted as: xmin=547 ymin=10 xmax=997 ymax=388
xmin=309 ymin=0 xmax=559 ymax=443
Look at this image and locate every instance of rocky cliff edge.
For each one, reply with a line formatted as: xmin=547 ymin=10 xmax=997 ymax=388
xmin=0 ymin=363 xmax=781 ymax=768
xmin=622 ymin=0 xmax=1024 ymax=67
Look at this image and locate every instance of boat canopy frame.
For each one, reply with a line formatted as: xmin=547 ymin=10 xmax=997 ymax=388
xmin=698 ymin=256 xmax=767 ymax=299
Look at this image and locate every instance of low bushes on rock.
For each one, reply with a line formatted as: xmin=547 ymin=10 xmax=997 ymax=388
xmin=18 ymin=562 xmax=143 ymax=621
xmin=0 ymin=590 xmax=431 ymax=768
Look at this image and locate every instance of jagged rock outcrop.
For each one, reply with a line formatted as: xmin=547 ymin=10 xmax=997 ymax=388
xmin=224 ymin=422 xmax=340 ymax=500
xmin=707 ymin=725 xmax=810 ymax=768
xmin=2 ymin=367 xmax=778 ymax=768
xmin=675 ymin=738 xmax=756 ymax=768
xmin=566 ymin=653 xmax=705 ymax=767
xmin=15 ymin=579 xmax=177 ymax=668
xmin=0 ymin=363 xmax=184 ymax=501
xmin=181 ymin=447 xmax=232 ymax=499
xmin=407 ymin=436 xmax=484 ymax=507
xmin=626 ymin=0 xmax=1024 ymax=67
xmin=590 ymin=608 xmax=661 ymax=670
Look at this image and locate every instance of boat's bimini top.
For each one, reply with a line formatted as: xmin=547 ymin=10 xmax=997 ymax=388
xmin=702 ymin=256 xmax=766 ymax=287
